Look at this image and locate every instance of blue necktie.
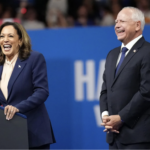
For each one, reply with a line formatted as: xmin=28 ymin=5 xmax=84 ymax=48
xmin=115 ymin=47 xmax=128 ymax=76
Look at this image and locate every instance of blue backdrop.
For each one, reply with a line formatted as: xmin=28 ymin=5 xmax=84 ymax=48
xmin=27 ymin=26 xmax=150 ymax=149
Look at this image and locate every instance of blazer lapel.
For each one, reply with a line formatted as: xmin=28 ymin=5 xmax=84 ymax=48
xmin=0 ymin=65 xmax=6 ymax=102
xmin=111 ymin=37 xmax=145 ymax=88
xmin=7 ymin=58 xmax=26 ymax=100
xmin=0 ymin=65 xmax=3 ymax=79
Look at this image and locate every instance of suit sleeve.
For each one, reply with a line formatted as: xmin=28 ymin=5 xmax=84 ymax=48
xmin=15 ymin=53 xmax=49 ymax=113
xmin=119 ymin=50 xmax=150 ymax=128
xmin=100 ymin=51 xmax=111 ymax=115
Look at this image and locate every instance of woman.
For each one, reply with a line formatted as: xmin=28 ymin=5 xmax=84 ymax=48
xmin=0 ymin=22 xmax=55 ymax=149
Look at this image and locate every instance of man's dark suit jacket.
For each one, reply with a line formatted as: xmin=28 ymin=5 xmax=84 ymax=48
xmin=100 ymin=37 xmax=150 ymax=144
xmin=0 ymin=51 xmax=56 ymax=148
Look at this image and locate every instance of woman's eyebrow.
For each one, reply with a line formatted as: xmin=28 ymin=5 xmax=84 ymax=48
xmin=0 ymin=33 xmax=14 ymax=35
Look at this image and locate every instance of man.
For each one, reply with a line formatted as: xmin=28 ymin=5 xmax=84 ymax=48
xmin=100 ymin=7 xmax=150 ymax=149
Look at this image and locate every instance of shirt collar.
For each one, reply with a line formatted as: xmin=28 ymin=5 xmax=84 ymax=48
xmin=5 ymin=53 xmax=19 ymax=65
xmin=121 ymin=35 xmax=143 ymax=51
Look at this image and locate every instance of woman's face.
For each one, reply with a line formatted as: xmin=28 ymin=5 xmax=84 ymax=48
xmin=0 ymin=25 xmax=21 ymax=61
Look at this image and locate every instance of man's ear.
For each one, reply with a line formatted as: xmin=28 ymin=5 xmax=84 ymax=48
xmin=135 ymin=21 xmax=141 ymax=31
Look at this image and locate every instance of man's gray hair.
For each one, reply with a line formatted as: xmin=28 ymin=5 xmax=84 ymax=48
xmin=122 ymin=7 xmax=145 ymax=31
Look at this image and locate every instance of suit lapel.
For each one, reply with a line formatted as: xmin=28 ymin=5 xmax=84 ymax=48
xmin=110 ymin=47 xmax=120 ymax=83
xmin=111 ymin=37 xmax=145 ymax=88
xmin=0 ymin=65 xmax=3 ymax=79
xmin=7 ymin=58 xmax=26 ymax=100
xmin=0 ymin=65 xmax=6 ymax=102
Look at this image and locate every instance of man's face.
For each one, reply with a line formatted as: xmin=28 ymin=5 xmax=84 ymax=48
xmin=115 ymin=9 xmax=138 ymax=45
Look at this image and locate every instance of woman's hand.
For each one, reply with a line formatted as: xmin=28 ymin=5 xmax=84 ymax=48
xmin=4 ymin=105 xmax=19 ymax=120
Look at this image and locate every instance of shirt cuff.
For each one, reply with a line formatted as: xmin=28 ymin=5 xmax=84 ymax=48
xmin=102 ymin=111 xmax=109 ymax=118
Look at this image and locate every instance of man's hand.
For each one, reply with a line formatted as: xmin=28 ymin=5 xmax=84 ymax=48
xmin=105 ymin=115 xmax=122 ymax=128
xmin=105 ymin=115 xmax=123 ymax=133
xmin=101 ymin=115 xmax=122 ymax=133
xmin=102 ymin=115 xmax=110 ymax=124
xmin=103 ymin=128 xmax=119 ymax=133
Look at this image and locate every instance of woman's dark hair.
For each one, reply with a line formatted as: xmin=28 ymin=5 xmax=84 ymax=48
xmin=0 ymin=22 xmax=32 ymax=65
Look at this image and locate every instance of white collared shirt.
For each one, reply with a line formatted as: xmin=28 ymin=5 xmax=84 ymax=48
xmin=0 ymin=53 xmax=18 ymax=100
xmin=116 ymin=35 xmax=143 ymax=66
xmin=102 ymin=35 xmax=143 ymax=118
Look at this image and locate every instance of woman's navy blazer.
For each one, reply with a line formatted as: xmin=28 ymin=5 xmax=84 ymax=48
xmin=0 ymin=50 xmax=55 ymax=147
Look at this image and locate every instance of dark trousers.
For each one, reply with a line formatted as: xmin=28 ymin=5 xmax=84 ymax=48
xmin=29 ymin=144 xmax=50 ymax=150
xmin=109 ymin=138 xmax=150 ymax=149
